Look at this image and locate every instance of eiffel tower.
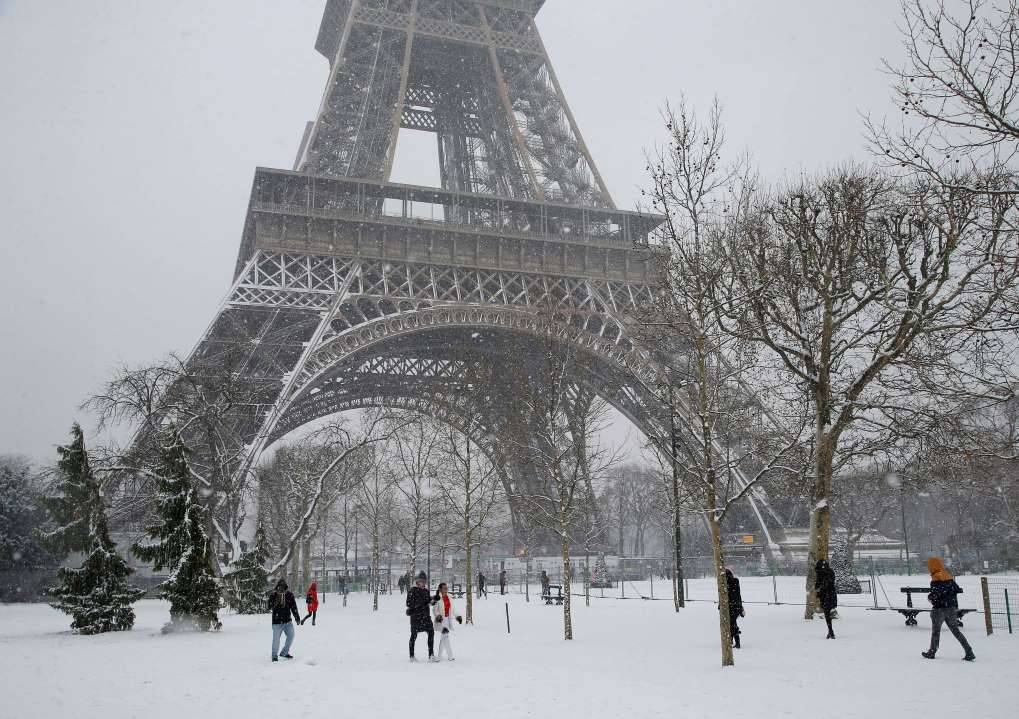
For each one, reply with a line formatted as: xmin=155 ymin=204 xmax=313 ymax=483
xmin=141 ymin=0 xmax=787 ymax=551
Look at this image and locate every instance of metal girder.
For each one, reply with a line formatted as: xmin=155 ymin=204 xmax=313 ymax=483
xmin=300 ymin=0 xmax=609 ymax=207
xmin=123 ymin=2 xmax=794 ymax=548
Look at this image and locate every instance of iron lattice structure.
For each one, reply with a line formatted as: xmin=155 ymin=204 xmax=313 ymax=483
xmin=128 ymin=0 xmax=788 ymax=549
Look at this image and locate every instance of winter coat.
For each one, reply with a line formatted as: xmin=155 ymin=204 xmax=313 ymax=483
xmin=499 ymin=571 xmax=507 ymax=586
xmin=725 ymin=572 xmax=744 ymax=617
xmin=406 ymin=585 xmax=434 ymax=632
xmin=814 ymin=560 xmax=838 ymax=611
xmin=433 ymin=592 xmax=461 ymax=633
xmin=305 ymin=582 xmax=319 ymax=613
xmin=268 ymin=588 xmax=301 ymax=625
xmin=927 ymin=558 xmax=962 ymax=609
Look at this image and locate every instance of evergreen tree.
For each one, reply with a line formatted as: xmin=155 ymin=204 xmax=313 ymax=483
xmin=223 ymin=523 xmax=271 ymax=614
xmin=46 ymin=424 xmax=145 ymax=634
xmin=831 ymin=534 xmax=862 ymax=594
xmin=591 ymin=553 xmax=612 ymax=588
xmin=40 ymin=425 xmax=94 ymax=556
xmin=132 ymin=430 xmax=221 ymax=633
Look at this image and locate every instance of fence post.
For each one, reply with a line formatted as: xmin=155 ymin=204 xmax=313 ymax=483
xmin=505 ymin=602 xmax=511 ymax=634
xmin=870 ymin=558 xmax=878 ymax=609
xmin=981 ymin=577 xmax=993 ymax=636
xmin=1006 ymin=588 xmax=1014 ymax=635
xmin=772 ymin=574 xmax=779 ymax=605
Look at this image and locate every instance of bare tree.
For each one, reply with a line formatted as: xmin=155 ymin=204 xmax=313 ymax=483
xmin=869 ymin=0 xmax=1019 ymax=194
xmin=436 ymin=390 xmax=502 ymax=625
xmin=644 ymin=99 xmax=808 ymax=665
xmin=512 ymin=311 xmax=618 ymax=641
xmin=353 ymin=457 xmax=396 ymax=612
xmin=86 ymin=354 xmax=262 ymax=564
xmin=385 ymin=412 xmax=442 ymax=580
xmin=261 ymin=412 xmax=390 ymax=582
xmin=830 ymin=468 xmax=900 ymax=560
xmin=716 ymin=165 xmax=1017 ymax=618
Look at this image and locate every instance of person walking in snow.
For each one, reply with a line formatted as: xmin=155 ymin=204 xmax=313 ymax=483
xmin=540 ymin=570 xmax=550 ymax=598
xmin=922 ymin=557 xmax=975 ymax=661
xmin=814 ymin=559 xmax=838 ymax=639
xmin=268 ymin=579 xmax=301 ymax=662
xmin=433 ymin=582 xmax=463 ymax=661
xmin=301 ymin=581 xmax=319 ymax=625
xmin=407 ymin=571 xmax=437 ymax=662
xmin=725 ymin=568 xmax=745 ymax=648
xmin=499 ymin=569 xmax=507 ymax=595
xmin=477 ymin=571 xmax=488 ymax=598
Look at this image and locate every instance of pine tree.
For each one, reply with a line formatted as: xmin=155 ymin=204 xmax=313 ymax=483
xmin=831 ymin=534 xmax=862 ymax=594
xmin=46 ymin=424 xmax=145 ymax=634
xmin=591 ymin=553 xmax=612 ymax=588
xmin=224 ymin=523 xmax=271 ymax=614
xmin=132 ymin=430 xmax=222 ymax=633
xmin=40 ymin=424 xmax=94 ymax=556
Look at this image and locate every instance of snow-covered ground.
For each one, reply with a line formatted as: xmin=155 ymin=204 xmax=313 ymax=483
xmin=3 ymin=574 xmax=1016 ymax=719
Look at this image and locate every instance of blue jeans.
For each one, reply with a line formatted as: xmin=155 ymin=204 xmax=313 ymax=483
xmin=272 ymin=621 xmax=295 ymax=658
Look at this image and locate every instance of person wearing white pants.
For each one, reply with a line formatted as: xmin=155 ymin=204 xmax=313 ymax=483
xmin=433 ymin=583 xmax=462 ymax=661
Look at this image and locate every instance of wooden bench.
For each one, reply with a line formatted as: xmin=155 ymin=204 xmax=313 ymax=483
xmin=543 ymin=584 xmax=565 ymax=605
xmin=895 ymin=586 xmax=975 ymax=626
xmin=450 ymin=583 xmax=465 ymax=599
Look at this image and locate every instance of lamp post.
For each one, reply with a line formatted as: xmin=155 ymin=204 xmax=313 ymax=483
xmin=900 ymin=487 xmax=911 ymax=576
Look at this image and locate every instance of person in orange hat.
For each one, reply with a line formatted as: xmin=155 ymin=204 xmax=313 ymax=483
xmin=921 ymin=558 xmax=975 ymax=661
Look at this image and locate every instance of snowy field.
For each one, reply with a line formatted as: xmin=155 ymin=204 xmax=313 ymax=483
xmin=3 ymin=574 xmax=1017 ymax=719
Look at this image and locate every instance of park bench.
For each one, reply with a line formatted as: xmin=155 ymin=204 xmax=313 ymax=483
xmin=450 ymin=583 xmax=465 ymax=599
xmin=895 ymin=586 xmax=975 ymax=626
xmin=543 ymin=584 xmax=565 ymax=606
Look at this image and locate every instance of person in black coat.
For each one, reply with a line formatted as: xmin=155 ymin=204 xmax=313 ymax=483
xmin=922 ymin=557 xmax=975 ymax=660
xmin=814 ymin=559 xmax=838 ymax=639
xmin=268 ymin=579 xmax=301 ymax=662
xmin=499 ymin=569 xmax=507 ymax=595
xmin=477 ymin=571 xmax=487 ymax=598
xmin=406 ymin=572 xmax=436 ymax=662
xmin=725 ymin=568 xmax=745 ymax=648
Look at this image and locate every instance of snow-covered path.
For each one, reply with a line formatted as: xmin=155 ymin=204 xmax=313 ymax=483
xmin=3 ymin=575 xmax=1016 ymax=719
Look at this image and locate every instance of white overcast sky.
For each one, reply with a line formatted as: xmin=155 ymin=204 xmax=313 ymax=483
xmin=0 ymin=0 xmax=906 ymax=462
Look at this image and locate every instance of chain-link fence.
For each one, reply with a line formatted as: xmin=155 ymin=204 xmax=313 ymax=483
xmin=981 ymin=576 xmax=1017 ymax=634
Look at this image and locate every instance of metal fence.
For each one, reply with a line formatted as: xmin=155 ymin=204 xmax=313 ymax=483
xmin=982 ymin=576 xmax=1017 ymax=635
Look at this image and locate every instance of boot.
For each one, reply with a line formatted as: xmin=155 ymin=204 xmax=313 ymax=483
xmin=963 ymin=651 xmax=976 ymax=661
xmin=733 ymin=634 xmax=741 ymax=649
xmin=921 ymin=651 xmax=935 ymax=659
xmin=826 ymin=630 xmax=835 ymax=639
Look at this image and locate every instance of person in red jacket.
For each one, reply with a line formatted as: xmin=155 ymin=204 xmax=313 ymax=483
xmin=301 ymin=582 xmax=319 ymax=626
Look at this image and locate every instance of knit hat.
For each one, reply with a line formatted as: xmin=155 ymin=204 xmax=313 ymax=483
xmin=416 ymin=571 xmax=428 ymax=583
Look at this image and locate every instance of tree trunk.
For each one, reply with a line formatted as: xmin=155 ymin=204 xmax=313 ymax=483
xmin=561 ymin=533 xmax=573 ymax=640
xmin=804 ymin=432 xmax=836 ymax=619
xmin=584 ymin=548 xmax=591 ymax=608
xmin=372 ymin=520 xmax=380 ymax=612
xmin=708 ymin=501 xmax=734 ymax=667
xmin=302 ymin=535 xmax=312 ymax=591
xmin=465 ymin=531 xmax=474 ymax=625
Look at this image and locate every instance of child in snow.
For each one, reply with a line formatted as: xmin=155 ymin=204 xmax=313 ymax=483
xmin=434 ymin=582 xmax=462 ymax=661
xmin=301 ymin=581 xmax=319 ymax=625
xmin=268 ymin=579 xmax=301 ymax=662
xmin=814 ymin=559 xmax=838 ymax=639
xmin=922 ymin=557 xmax=975 ymax=661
